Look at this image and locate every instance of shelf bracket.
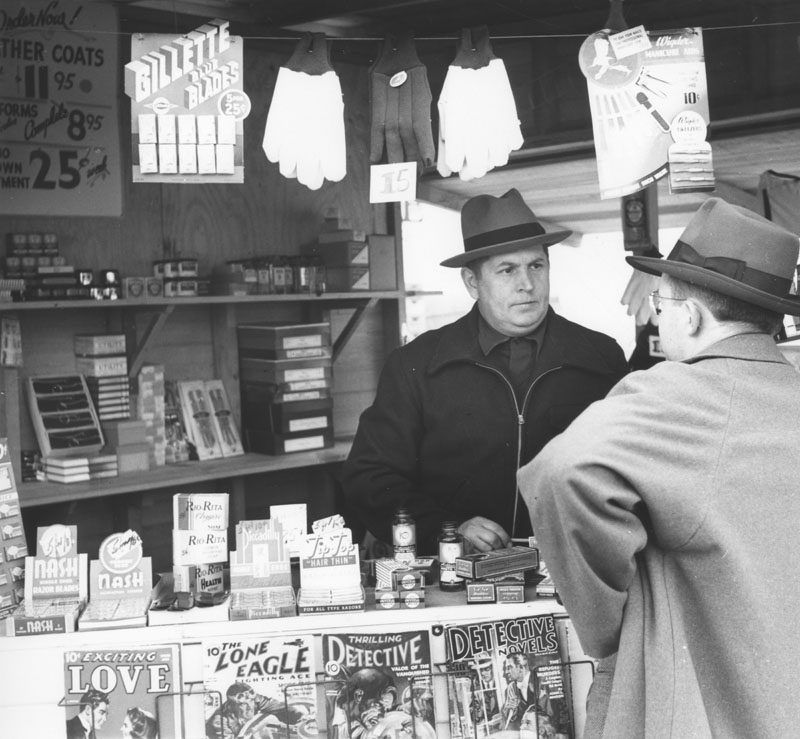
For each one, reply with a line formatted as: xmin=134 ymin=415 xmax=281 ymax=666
xmin=127 ymin=305 xmax=176 ymax=378
xmin=332 ymin=298 xmax=377 ymax=362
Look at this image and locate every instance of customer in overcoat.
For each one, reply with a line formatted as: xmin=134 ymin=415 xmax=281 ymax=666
xmin=519 ymin=197 xmax=800 ymax=738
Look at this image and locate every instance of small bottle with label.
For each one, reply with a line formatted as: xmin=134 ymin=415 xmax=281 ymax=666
xmin=438 ymin=520 xmax=465 ymax=591
xmin=392 ymin=507 xmax=417 ymax=564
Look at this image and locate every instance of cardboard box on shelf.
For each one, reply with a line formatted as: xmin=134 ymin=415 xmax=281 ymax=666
xmin=367 ymin=234 xmax=398 ymax=290
xmin=237 ymin=322 xmax=331 ymax=353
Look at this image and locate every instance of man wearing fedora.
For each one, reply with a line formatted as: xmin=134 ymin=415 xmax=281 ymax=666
xmin=519 ymin=197 xmax=800 ymax=738
xmin=342 ymin=188 xmax=627 ymax=555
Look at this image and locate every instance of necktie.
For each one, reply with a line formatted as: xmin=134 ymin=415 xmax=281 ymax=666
xmin=509 ymin=337 xmax=533 ymax=388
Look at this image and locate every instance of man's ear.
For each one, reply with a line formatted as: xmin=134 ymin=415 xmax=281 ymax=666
xmin=461 ymin=266 xmax=479 ymax=300
xmin=685 ymin=299 xmax=703 ymax=335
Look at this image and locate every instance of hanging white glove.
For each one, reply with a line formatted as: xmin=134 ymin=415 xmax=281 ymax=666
xmin=436 ymin=27 xmax=522 ymax=182
xmin=262 ymin=33 xmax=346 ymax=191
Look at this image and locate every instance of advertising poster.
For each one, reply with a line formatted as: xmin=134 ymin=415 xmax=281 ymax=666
xmin=0 ymin=0 xmax=122 ymax=216
xmin=580 ymin=26 xmax=713 ymax=199
xmin=125 ymin=19 xmax=248 ymax=183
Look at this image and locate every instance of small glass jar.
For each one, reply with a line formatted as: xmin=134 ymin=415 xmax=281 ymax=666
xmin=392 ymin=507 xmax=416 ymax=564
xmin=438 ymin=520 xmax=465 ymax=591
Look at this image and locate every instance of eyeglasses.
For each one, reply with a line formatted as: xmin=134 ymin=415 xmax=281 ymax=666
xmin=649 ymin=291 xmax=687 ymax=315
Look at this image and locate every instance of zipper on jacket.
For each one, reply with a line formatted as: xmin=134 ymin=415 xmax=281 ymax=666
xmin=475 ymin=363 xmax=563 ymax=540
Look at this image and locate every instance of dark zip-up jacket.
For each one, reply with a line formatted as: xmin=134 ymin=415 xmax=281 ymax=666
xmin=342 ymin=304 xmax=628 ymax=553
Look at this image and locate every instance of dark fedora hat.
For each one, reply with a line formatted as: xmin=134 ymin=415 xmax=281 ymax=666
xmin=628 ymin=197 xmax=800 ymax=315
xmin=440 ymin=188 xmax=572 ymax=268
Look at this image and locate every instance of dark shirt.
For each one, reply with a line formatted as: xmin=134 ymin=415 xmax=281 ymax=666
xmin=477 ymin=311 xmax=548 ymax=401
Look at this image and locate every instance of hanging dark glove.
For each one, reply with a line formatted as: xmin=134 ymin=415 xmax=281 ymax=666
xmin=369 ymin=31 xmax=435 ymax=168
xmin=285 ymin=31 xmax=334 ymax=75
xmin=451 ymin=25 xmax=496 ymax=70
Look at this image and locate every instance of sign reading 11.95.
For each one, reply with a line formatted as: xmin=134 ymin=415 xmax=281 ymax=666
xmin=0 ymin=0 xmax=122 ymax=216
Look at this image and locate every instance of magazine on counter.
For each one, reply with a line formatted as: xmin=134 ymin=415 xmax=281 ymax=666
xmin=201 ymin=634 xmax=318 ymax=739
xmin=63 ymin=643 xmax=182 ymax=739
xmin=444 ymin=613 xmax=573 ymax=739
xmin=321 ymin=629 xmax=437 ymax=739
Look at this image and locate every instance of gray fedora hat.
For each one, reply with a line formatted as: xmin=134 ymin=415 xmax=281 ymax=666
xmin=628 ymin=197 xmax=800 ymax=315
xmin=440 ymin=188 xmax=571 ymax=268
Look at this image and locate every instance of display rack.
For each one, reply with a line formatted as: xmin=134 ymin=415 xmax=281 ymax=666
xmin=1 ymin=589 xmax=583 ymax=738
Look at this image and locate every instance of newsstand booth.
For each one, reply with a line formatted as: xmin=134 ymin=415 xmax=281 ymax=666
xmin=1 ymin=0 xmax=799 ymax=736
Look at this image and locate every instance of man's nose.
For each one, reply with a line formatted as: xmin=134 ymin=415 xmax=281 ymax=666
xmin=516 ymin=270 xmax=534 ymax=290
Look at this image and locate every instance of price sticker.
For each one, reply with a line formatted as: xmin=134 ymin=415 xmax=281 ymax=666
xmin=218 ymin=90 xmax=252 ymax=121
xmin=369 ymin=162 xmax=417 ymax=203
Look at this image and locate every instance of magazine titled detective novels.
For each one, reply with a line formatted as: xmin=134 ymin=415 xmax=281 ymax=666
xmin=321 ymin=630 xmax=437 ymax=739
xmin=63 ymin=644 xmax=182 ymax=739
xmin=201 ymin=634 xmax=318 ymax=739
xmin=444 ymin=613 xmax=573 ymax=739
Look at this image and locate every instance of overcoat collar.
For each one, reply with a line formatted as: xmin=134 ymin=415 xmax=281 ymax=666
xmin=684 ymin=332 xmax=792 ymax=366
xmin=427 ymin=304 xmax=623 ymax=377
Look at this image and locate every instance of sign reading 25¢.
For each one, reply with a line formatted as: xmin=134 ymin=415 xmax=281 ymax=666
xmin=0 ymin=0 xmax=122 ymax=216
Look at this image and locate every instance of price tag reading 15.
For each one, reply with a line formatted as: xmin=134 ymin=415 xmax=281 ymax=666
xmin=369 ymin=162 xmax=417 ymax=203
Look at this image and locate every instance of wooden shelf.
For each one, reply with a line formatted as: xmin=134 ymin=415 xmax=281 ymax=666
xmin=0 ymin=291 xmax=405 ymax=312
xmin=18 ymin=439 xmax=352 ymax=508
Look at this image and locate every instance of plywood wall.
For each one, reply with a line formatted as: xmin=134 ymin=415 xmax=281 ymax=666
xmin=1 ymin=35 xmax=400 ymax=568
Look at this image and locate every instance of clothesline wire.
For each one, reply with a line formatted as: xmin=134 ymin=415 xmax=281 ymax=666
xmin=247 ymin=19 xmax=800 ymax=41
xmin=51 ymin=18 xmax=800 ymax=41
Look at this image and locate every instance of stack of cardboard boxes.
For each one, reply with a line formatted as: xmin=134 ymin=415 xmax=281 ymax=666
xmin=238 ymin=322 xmax=334 ymax=454
xmin=136 ymin=364 xmax=166 ymax=468
xmin=302 ymin=211 xmax=397 ymax=292
xmin=74 ymin=334 xmax=131 ymax=422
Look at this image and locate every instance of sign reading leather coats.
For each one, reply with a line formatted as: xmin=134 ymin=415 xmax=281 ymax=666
xmin=0 ymin=0 xmax=122 ymax=216
xmin=580 ymin=26 xmax=713 ymax=199
xmin=125 ymin=19 xmax=247 ymax=183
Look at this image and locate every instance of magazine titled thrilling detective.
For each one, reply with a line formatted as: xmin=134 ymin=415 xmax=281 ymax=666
xmin=321 ymin=629 xmax=437 ymax=739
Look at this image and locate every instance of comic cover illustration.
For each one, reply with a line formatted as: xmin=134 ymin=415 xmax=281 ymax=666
xmin=202 ymin=634 xmax=318 ymax=739
xmin=444 ymin=614 xmax=573 ymax=739
xmin=63 ymin=643 xmax=181 ymax=739
xmin=321 ymin=630 xmax=436 ymax=739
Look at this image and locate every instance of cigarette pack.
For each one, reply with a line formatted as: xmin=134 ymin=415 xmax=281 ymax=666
xmin=466 ymin=581 xmax=496 ymax=604
xmin=455 ymin=545 xmax=539 ymax=580
xmin=398 ymin=588 xmax=425 ymax=609
xmin=373 ymin=590 xmax=400 ymax=610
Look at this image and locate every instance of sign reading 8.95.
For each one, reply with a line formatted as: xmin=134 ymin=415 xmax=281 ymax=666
xmin=0 ymin=0 xmax=122 ymax=215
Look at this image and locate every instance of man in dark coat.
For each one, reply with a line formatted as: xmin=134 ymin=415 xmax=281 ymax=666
xmin=342 ymin=189 xmax=627 ymax=554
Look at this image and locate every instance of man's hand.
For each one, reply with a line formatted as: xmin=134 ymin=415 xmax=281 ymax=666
xmin=458 ymin=517 xmax=511 ymax=552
